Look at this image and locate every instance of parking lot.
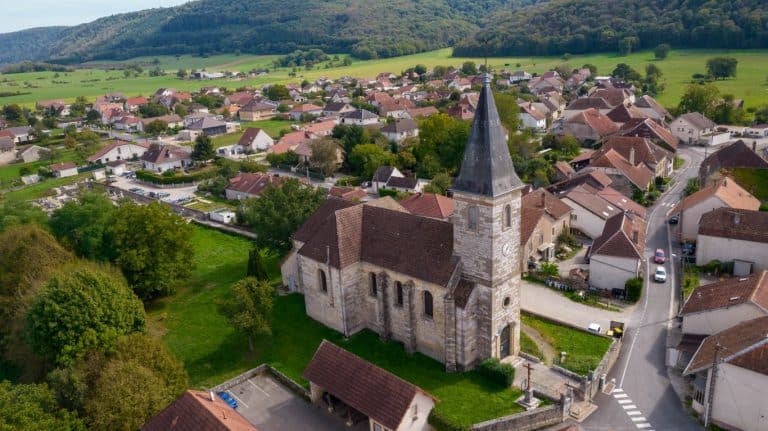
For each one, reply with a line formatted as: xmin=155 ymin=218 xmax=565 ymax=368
xmin=222 ymin=374 xmax=352 ymax=431
xmin=110 ymin=174 xmax=198 ymax=204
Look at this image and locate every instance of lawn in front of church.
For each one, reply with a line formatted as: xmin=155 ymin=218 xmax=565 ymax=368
xmin=148 ymin=225 xmax=525 ymax=428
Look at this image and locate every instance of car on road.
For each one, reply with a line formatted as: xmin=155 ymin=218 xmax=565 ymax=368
xmin=669 ymin=214 xmax=679 ymax=224
xmin=654 ymin=266 xmax=667 ymax=282
xmin=654 ymin=248 xmax=666 ymax=264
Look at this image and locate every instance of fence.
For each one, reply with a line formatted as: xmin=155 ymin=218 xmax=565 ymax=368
xmin=471 ymin=395 xmax=568 ymax=431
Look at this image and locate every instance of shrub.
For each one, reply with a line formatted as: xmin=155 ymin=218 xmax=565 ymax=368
xmin=428 ymin=409 xmax=468 ymax=431
xmin=557 ymin=231 xmax=580 ymax=248
xmin=478 ymin=358 xmax=515 ymax=388
xmin=540 ymin=262 xmax=559 ymax=277
xmin=700 ymin=259 xmax=722 ymax=274
xmin=379 ymin=188 xmax=399 ymax=198
xmin=136 ymin=169 xmax=216 ymax=185
xmin=625 ymin=277 xmax=643 ymax=302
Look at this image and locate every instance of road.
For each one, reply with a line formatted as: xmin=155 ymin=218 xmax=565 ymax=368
xmin=582 ymin=147 xmax=705 ymax=431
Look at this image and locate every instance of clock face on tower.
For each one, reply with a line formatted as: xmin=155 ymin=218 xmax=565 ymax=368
xmin=502 ymin=242 xmax=512 ymax=257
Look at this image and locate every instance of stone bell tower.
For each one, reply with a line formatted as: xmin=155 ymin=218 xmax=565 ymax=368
xmin=451 ymin=73 xmax=524 ymax=362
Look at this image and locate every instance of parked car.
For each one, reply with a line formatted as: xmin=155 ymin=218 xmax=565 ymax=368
xmin=587 ymin=323 xmax=602 ymax=334
xmin=654 ymin=266 xmax=667 ymax=282
xmin=682 ymin=243 xmax=695 ymax=255
xmin=668 ymin=214 xmax=679 ymax=224
xmin=654 ymin=249 xmax=666 ymax=264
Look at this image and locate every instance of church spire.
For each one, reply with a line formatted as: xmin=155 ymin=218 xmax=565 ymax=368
xmin=452 ymin=73 xmax=522 ymax=197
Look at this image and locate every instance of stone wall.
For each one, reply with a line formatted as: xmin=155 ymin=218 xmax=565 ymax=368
xmin=210 ymin=364 xmax=311 ymax=402
xmin=471 ymin=403 xmax=565 ymax=431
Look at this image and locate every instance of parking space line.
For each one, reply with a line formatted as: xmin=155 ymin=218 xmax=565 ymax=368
xmin=248 ymin=378 xmax=270 ymax=398
xmin=227 ymin=390 xmax=249 ymax=408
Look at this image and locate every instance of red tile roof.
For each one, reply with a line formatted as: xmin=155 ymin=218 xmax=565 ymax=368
xmin=399 ymin=192 xmax=454 ymax=219
xmin=619 ymin=118 xmax=678 ymax=150
xmin=328 ymin=187 xmax=367 ymax=201
xmin=682 ymin=271 xmax=768 ymax=315
xmin=596 ymin=187 xmax=647 ymax=219
xmin=141 ymin=390 xmax=257 ymax=431
xmin=698 ymin=207 xmax=768 ymax=244
xmin=225 ymin=172 xmax=288 ymax=197
xmin=88 ymin=140 xmax=149 ymax=163
xmin=590 ymin=148 xmax=655 ymax=190
xmin=290 ymin=103 xmax=323 ymax=113
xmin=50 ymin=162 xmax=77 ymax=172
xmin=590 ymin=211 xmax=646 ymax=259
xmin=676 ymin=176 xmax=760 ymax=214
xmin=684 ymin=316 xmax=768 ymax=375
xmin=303 ymin=340 xmax=434 ymax=430
xmin=568 ymin=108 xmax=620 ymax=137
xmin=522 ymin=188 xmax=572 ymax=220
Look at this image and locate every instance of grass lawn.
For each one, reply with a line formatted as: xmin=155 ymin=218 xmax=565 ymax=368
xmin=1 ymin=174 xmax=87 ymax=202
xmin=149 ymin=225 xmax=525 ymax=428
xmin=240 ymin=119 xmax=295 ymax=137
xmin=727 ymin=167 xmax=768 ymax=201
xmin=0 ymin=148 xmax=79 ymax=186
xmin=3 ymin=48 xmax=768 ymax=109
xmin=682 ymin=265 xmax=701 ymax=301
xmin=520 ymin=331 xmax=542 ymax=359
xmin=521 ymin=312 xmax=612 ymax=376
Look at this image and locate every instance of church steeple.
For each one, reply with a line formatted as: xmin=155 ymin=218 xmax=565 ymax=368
xmin=452 ymin=73 xmax=522 ymax=197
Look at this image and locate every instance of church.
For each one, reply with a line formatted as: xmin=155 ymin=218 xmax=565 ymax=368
xmin=280 ymin=74 xmax=524 ymax=371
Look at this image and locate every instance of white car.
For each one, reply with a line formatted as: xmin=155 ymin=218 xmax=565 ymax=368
xmin=654 ymin=266 xmax=667 ymax=283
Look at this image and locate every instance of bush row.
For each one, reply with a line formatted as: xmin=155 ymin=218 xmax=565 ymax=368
xmin=478 ymin=357 xmax=515 ymax=388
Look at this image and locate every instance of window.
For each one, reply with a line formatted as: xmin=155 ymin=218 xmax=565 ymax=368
xmin=423 ymin=291 xmax=433 ymax=318
xmin=468 ymin=206 xmax=478 ymax=231
xmin=396 ymin=281 xmax=404 ymax=306
xmin=552 ymin=227 xmax=555 ymax=235
xmin=369 ymin=272 xmax=378 ymax=297
xmin=318 ymin=269 xmax=328 ymax=293
xmin=503 ymin=204 xmax=511 ymax=228
xmin=503 ymin=296 xmax=511 ymax=307
xmin=693 ymin=389 xmax=705 ymax=404
xmin=411 ymin=403 xmax=418 ymax=418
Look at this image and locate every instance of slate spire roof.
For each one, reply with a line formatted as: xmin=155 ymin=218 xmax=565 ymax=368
xmin=452 ymin=73 xmax=522 ymax=197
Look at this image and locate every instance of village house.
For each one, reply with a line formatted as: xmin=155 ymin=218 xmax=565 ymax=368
xmin=50 ymin=162 xmax=79 ymax=178
xmin=302 ymin=119 xmax=338 ymax=137
xmin=605 ymin=104 xmax=649 ymax=127
xmin=372 ymin=166 xmax=404 ymax=193
xmin=553 ymin=161 xmax=575 ymax=182
xmin=683 ymin=316 xmax=768 ymax=431
xmin=268 ymin=131 xmax=316 ymax=158
xmin=382 ymin=175 xmax=424 ymax=194
xmin=670 ymin=112 xmax=729 ymax=146
xmin=549 ymin=169 xmax=612 ymax=194
xmin=238 ymin=127 xmax=274 ymax=152
xmin=559 ymin=183 xmax=627 ymax=239
xmin=520 ymin=188 xmax=573 ymax=271
xmin=140 ymin=144 xmax=192 ymax=173
xmin=138 ymin=114 xmax=184 ymax=133
xmin=0 ymin=126 xmax=34 ymax=144
xmin=17 ymin=145 xmax=49 ymax=163
xmin=87 ymin=140 xmax=149 ymax=165
xmin=633 ymin=95 xmax=671 ymax=122
xmin=141 ymin=390 xmax=256 ymax=431
xmin=224 ymin=172 xmax=288 ymax=200
xmin=239 ymin=100 xmax=277 ymax=121
xmin=562 ymin=97 xmax=613 ymax=120
xmin=322 ymin=102 xmax=355 ymax=118
xmin=518 ymin=103 xmax=547 ymax=131
xmin=539 ymin=91 xmax=567 ymax=121
xmin=379 ymin=98 xmax=416 ymax=118
xmin=399 ymin=192 xmax=454 ymax=221
xmin=588 ymin=211 xmax=646 ymax=293
xmin=406 ymin=106 xmax=439 ymax=120
xmin=696 ymin=208 xmax=768 ymax=275
xmin=508 ymin=70 xmax=532 ymax=83
xmin=698 ymin=140 xmax=768 ymax=185
xmin=123 ymin=96 xmax=149 ymax=113
xmin=187 ymin=117 xmax=228 ymax=137
xmin=561 ymin=108 xmax=619 ymax=144
xmin=0 ymin=136 xmax=15 ymax=154
xmin=305 ymin=341 xmax=436 ymax=431
xmin=381 ymin=118 xmax=419 ymax=143
xmin=223 ymin=91 xmax=255 ymax=107
xmin=328 ymin=186 xmax=368 ymax=202
xmin=587 ymin=144 xmax=656 ymax=195
xmin=618 ymin=118 xmax=678 ymax=151
xmin=281 ymin=75 xmax=526 ymax=370
xmin=340 ymin=109 xmax=380 ymax=126
xmin=591 ymin=87 xmax=635 ymax=107
xmin=36 ymin=99 xmax=69 ymax=116
xmin=674 ymin=177 xmax=760 ymax=242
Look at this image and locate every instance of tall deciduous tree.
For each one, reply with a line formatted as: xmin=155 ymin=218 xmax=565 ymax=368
xmin=191 ymin=134 xmax=215 ymax=162
xmin=144 ymin=120 xmax=168 ymax=137
xmin=348 ymin=143 xmax=397 ymax=179
xmin=236 ymin=179 xmax=325 ymax=251
xmin=706 ymin=57 xmax=738 ymax=80
xmin=422 ymin=172 xmax=452 ymax=195
xmin=0 ymin=381 xmax=86 ymax=431
xmin=677 ymin=83 xmax=720 ymax=117
xmin=654 ymin=43 xmax=671 ymax=60
xmin=50 ymin=191 xmax=115 ymax=260
xmin=247 ymin=248 xmax=269 ymax=280
xmin=219 ymin=277 xmax=274 ymax=352
xmin=310 ymin=137 xmax=341 ymax=177
xmin=108 ymin=201 xmax=195 ymax=299
xmin=25 ymin=263 xmax=146 ymax=366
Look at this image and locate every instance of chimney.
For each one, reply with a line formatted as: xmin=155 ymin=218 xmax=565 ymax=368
xmin=629 ymin=147 xmax=635 ymax=166
xmin=209 ymin=391 xmax=215 ymax=402
xmin=632 ymin=230 xmax=639 ymax=244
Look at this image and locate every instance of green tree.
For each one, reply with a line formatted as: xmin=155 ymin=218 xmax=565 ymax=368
xmin=654 ymin=43 xmax=671 ymax=60
xmin=236 ymin=179 xmax=325 ymax=251
xmin=0 ymin=200 xmax=48 ymax=231
xmin=50 ymin=191 xmax=116 ymax=260
xmin=219 ymin=277 xmax=274 ymax=352
xmin=266 ymin=84 xmax=290 ymax=101
xmin=176 ymin=68 xmax=187 ymax=79
xmin=2 ymin=104 xmax=25 ymax=124
xmin=612 ymin=63 xmax=641 ymax=81
xmin=618 ymin=36 xmax=639 ymax=55
xmin=413 ymin=64 xmax=427 ymax=75
xmin=191 ymin=134 xmax=215 ymax=162
xmin=138 ymin=103 xmax=169 ymax=118
xmin=144 ymin=120 xmax=168 ymax=137
xmin=348 ymin=143 xmax=397 ymax=178
xmin=416 ymin=113 xmax=470 ymax=175
xmin=85 ymin=109 xmax=101 ymax=125
xmin=310 ymin=137 xmax=341 ymax=177
xmin=246 ymin=247 xmax=269 ymax=280
xmin=706 ymin=57 xmax=738 ymax=80
xmin=494 ymin=93 xmax=522 ymax=132
xmin=174 ymin=104 xmax=188 ymax=117
xmin=108 ymin=201 xmax=194 ymax=299
xmin=461 ymin=61 xmax=478 ymax=76
xmin=677 ymin=83 xmax=720 ymax=117
xmin=422 ymin=172 xmax=452 ymax=195
xmin=25 ymin=263 xmax=146 ymax=366
xmin=582 ymin=63 xmax=598 ymax=75
xmin=0 ymin=381 xmax=86 ymax=431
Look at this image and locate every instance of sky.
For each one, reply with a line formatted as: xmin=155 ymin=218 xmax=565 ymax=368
xmin=3 ymin=0 xmax=191 ymax=33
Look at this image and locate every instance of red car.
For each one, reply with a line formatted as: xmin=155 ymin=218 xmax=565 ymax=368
xmin=654 ymin=249 xmax=666 ymax=264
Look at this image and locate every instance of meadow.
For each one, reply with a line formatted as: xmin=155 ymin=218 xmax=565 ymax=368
xmin=1 ymin=48 xmax=767 ymax=110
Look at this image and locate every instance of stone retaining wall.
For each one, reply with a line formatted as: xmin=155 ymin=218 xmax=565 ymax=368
xmin=210 ymin=364 xmax=311 ymax=402
xmin=471 ymin=404 xmax=564 ymax=431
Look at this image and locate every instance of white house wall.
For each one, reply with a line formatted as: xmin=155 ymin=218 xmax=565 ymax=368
xmin=561 ymin=197 xmax=605 ymax=239
xmin=680 ymin=196 xmax=727 ymax=242
xmin=682 ymin=303 xmax=766 ymax=336
xmin=696 ymin=234 xmax=768 ymax=272
xmin=589 ymin=254 xmax=640 ymax=291
xmin=711 ymin=363 xmax=768 ymax=431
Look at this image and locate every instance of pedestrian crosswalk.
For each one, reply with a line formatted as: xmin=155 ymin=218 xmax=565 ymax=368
xmin=612 ymin=388 xmax=654 ymax=430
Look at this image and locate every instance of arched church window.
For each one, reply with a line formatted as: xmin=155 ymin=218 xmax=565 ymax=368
xmin=468 ymin=206 xmax=478 ymax=230
xmin=369 ymin=272 xmax=378 ymax=297
xmin=423 ymin=291 xmax=433 ymax=318
xmin=503 ymin=204 xmax=511 ymax=228
xmin=318 ymin=269 xmax=328 ymax=293
xmin=395 ymin=281 xmax=404 ymax=306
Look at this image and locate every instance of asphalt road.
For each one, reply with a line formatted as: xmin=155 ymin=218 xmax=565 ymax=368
xmin=582 ymin=148 xmax=705 ymax=431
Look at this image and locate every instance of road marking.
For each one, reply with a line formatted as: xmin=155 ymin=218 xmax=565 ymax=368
xmin=614 ymin=393 xmax=628 ymax=399
xmin=248 ymin=378 xmax=270 ymax=398
xmin=636 ymin=424 xmax=652 ymax=429
xmin=623 ymin=404 xmax=637 ymax=410
xmin=626 ymin=411 xmax=641 ymax=416
xmin=227 ymin=390 xmax=249 ymax=409
xmin=631 ymin=416 xmax=647 ymax=422
xmin=617 ymin=399 xmax=633 ymax=404
xmin=612 ymin=388 xmax=624 ymax=394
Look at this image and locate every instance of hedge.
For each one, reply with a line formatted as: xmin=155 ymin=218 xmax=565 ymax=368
xmin=428 ymin=410 xmax=469 ymax=431
xmin=136 ymin=169 xmax=216 ymax=185
xmin=478 ymin=358 xmax=515 ymax=388
xmin=625 ymin=277 xmax=643 ymax=302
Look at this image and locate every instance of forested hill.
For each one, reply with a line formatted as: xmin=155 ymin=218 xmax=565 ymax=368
xmin=0 ymin=0 xmax=544 ymax=65
xmin=454 ymin=0 xmax=768 ymax=57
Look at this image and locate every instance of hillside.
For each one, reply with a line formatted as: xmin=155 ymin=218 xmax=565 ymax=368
xmin=0 ymin=0 xmax=544 ymax=65
xmin=455 ymin=0 xmax=768 ymax=57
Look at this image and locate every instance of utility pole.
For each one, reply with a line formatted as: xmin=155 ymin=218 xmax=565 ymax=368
xmin=704 ymin=343 xmax=722 ymax=428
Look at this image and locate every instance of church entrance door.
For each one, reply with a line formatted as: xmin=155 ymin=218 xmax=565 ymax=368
xmin=500 ymin=324 xmax=511 ymax=358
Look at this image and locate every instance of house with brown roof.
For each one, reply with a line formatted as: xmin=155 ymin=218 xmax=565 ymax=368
xmin=322 ymin=102 xmax=354 ymax=118
xmin=682 ymin=316 xmax=768 ymax=431
xmin=87 ymin=140 xmax=149 ymax=164
xmin=591 ymin=88 xmax=635 ymax=107
xmin=304 ymin=340 xmax=436 ymax=431
xmin=518 ymin=102 xmax=547 ymax=131
xmin=302 ymin=119 xmax=337 ymax=137
xmin=225 ymin=172 xmax=288 ymax=200
xmin=618 ymin=118 xmax=678 ymax=151
xmin=600 ymin=136 xmax=673 ymax=178
xmin=633 ymin=95 xmax=671 ymax=122
xmin=696 ymin=208 xmax=768 ymax=275
xmin=606 ymin=104 xmax=648 ymax=127
xmin=562 ymin=98 xmax=613 ymax=120
xmin=588 ymin=147 xmax=655 ymax=194
xmin=698 ymin=140 xmax=768 ymax=185
xmin=673 ymin=177 xmax=760 ymax=242
xmin=553 ymin=161 xmax=575 ymax=182
xmin=588 ymin=211 xmax=646 ymax=292
xmin=405 ymin=106 xmax=439 ymax=119
xmin=238 ymin=128 xmax=274 ymax=152
xmin=520 ymin=188 xmax=573 ymax=271
xmin=328 ymin=186 xmax=368 ymax=201
xmin=140 ymin=144 xmax=192 ymax=173
xmin=141 ymin=390 xmax=257 ymax=431
xmin=400 ymin=192 xmax=454 ymax=220
xmin=681 ymin=271 xmax=768 ymax=336
xmin=124 ymin=96 xmax=149 ymax=112
xmin=562 ymin=108 xmax=619 ymax=143
xmin=289 ymin=104 xmax=323 ymax=121
xmin=381 ymin=118 xmax=419 ymax=143
xmin=224 ymin=91 xmax=255 ymax=107
xmin=239 ymin=101 xmax=277 ymax=121
xmin=50 ymin=162 xmax=78 ymax=178
xmin=0 ymin=136 xmax=15 ymax=154
xmin=670 ymin=112 xmax=729 ymax=146
xmin=559 ymin=183 xmax=640 ymax=239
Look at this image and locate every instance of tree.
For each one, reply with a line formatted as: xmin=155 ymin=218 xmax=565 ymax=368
xmin=219 ymin=277 xmax=274 ymax=352
xmin=461 ymin=61 xmax=478 ymax=76
xmin=50 ymin=191 xmax=116 ymax=260
xmin=246 ymin=247 xmax=269 ymax=280
xmin=2 ymin=104 xmax=25 ymax=124
xmin=25 ymin=263 xmax=146 ymax=366
xmin=236 ymin=179 xmax=325 ymax=251
xmin=144 ymin=120 xmax=167 ymax=137
xmin=138 ymin=103 xmax=169 ymax=118
xmin=415 ymin=114 xmax=470 ymax=175
xmin=612 ymin=63 xmax=641 ymax=81
xmin=582 ymin=63 xmax=597 ymax=75
xmin=706 ymin=57 xmax=738 ymax=80
xmin=85 ymin=109 xmax=101 ymax=125
xmin=0 ymin=200 xmax=47 ymax=231
xmin=191 ymin=134 xmax=215 ymax=162
xmin=176 ymin=68 xmax=187 ymax=79
xmin=310 ymin=137 xmax=341 ymax=177
xmin=677 ymin=83 xmax=720 ymax=117
xmin=413 ymin=64 xmax=427 ymax=75
xmin=654 ymin=43 xmax=671 ymax=60
xmin=0 ymin=381 xmax=86 ymax=431
xmin=422 ymin=172 xmax=452 ymax=195
xmin=494 ymin=93 xmax=522 ymax=132
xmin=174 ymin=104 xmax=188 ymax=117
xmin=266 ymin=84 xmax=290 ymax=101
xmin=108 ymin=202 xmax=195 ymax=299
xmin=348 ymin=143 xmax=397 ymax=178
xmin=618 ymin=36 xmax=639 ymax=55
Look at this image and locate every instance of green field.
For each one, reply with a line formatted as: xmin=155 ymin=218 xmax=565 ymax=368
xmin=2 ymin=48 xmax=768 ymax=109
xmin=149 ymin=225 xmax=525 ymax=428
xmin=727 ymin=167 xmax=768 ymax=201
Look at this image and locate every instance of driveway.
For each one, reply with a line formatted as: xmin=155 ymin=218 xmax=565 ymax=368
xmin=225 ymin=374 xmax=353 ymax=431
xmin=521 ymin=281 xmax=633 ymax=332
